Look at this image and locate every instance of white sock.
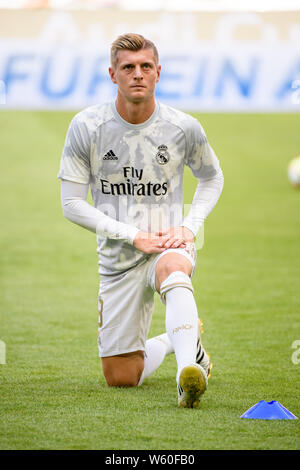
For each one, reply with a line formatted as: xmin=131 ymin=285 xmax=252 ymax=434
xmin=164 ymin=275 xmax=198 ymax=383
xmin=155 ymin=333 xmax=174 ymax=355
xmin=138 ymin=334 xmax=173 ymax=386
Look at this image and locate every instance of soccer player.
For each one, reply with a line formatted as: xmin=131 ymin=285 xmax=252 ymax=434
xmin=58 ymin=33 xmax=224 ymax=408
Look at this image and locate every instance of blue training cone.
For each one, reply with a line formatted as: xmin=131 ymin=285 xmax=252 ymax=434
xmin=240 ymin=400 xmax=298 ymax=420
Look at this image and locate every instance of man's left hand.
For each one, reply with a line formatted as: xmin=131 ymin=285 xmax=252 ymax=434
xmin=156 ymin=226 xmax=194 ymax=249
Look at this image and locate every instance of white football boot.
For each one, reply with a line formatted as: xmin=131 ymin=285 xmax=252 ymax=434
xmin=177 ymin=319 xmax=211 ymax=408
xmin=196 ymin=319 xmax=212 ymax=378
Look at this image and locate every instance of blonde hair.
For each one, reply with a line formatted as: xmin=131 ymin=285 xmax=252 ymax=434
xmin=110 ymin=33 xmax=159 ymax=68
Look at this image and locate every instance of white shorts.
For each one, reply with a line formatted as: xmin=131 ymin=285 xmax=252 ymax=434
xmin=97 ymin=244 xmax=196 ymax=357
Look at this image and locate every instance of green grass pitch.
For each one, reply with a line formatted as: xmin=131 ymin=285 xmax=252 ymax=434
xmin=0 ymin=110 xmax=300 ymax=450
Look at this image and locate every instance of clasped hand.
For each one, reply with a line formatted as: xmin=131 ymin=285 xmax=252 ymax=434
xmin=133 ymin=226 xmax=194 ymax=254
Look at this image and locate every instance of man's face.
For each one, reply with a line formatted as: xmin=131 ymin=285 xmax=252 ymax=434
xmin=109 ymin=48 xmax=161 ymax=104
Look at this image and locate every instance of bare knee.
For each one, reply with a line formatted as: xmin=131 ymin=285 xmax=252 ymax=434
xmin=160 ymin=260 xmax=188 ymax=279
xmin=155 ymin=255 xmax=192 ymax=291
xmin=105 ymin=366 xmax=141 ymax=387
xmin=101 ymin=351 xmax=144 ymax=387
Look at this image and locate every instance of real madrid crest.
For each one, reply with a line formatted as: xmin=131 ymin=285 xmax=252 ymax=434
xmin=156 ymin=144 xmax=170 ymax=165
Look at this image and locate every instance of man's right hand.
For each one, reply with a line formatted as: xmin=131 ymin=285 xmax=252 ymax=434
xmin=133 ymin=231 xmax=167 ymax=254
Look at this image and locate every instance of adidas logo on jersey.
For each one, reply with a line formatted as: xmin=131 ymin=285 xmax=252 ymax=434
xmin=103 ymin=150 xmax=118 ymax=160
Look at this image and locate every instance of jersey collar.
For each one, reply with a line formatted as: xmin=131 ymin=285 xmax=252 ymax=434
xmin=111 ymin=100 xmax=159 ymax=129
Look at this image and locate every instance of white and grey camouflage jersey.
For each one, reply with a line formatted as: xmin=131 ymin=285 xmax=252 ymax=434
xmin=58 ymin=101 xmax=221 ymax=276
